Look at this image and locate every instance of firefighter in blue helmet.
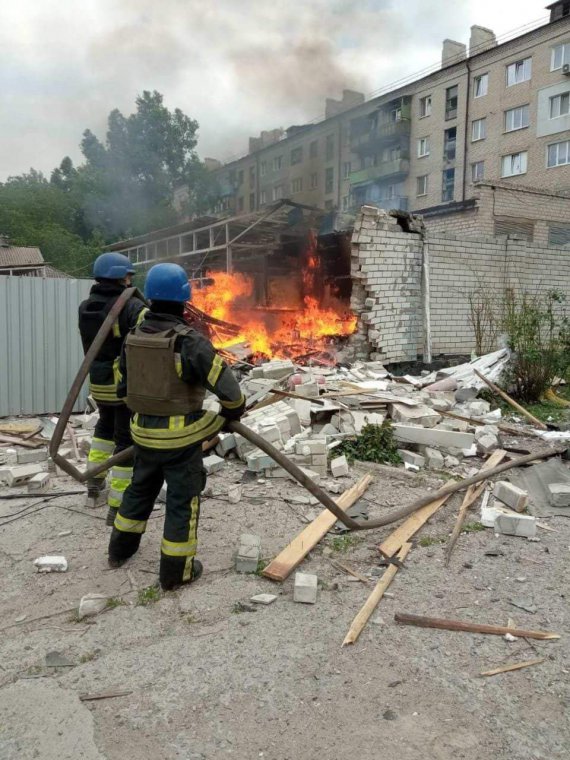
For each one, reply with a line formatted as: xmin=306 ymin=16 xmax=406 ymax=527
xmin=78 ymin=252 xmax=147 ymax=522
xmin=108 ymin=263 xmax=245 ymax=590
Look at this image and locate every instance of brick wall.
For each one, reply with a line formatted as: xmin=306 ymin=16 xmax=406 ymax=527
xmin=350 ymin=206 xmax=570 ymax=361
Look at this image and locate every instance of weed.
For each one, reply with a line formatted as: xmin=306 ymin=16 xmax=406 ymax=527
xmin=463 ymin=522 xmax=485 ymax=533
xmin=330 ymin=534 xmax=362 ymax=553
xmin=418 ymin=536 xmax=446 ymax=547
xmin=79 ymin=651 xmax=98 ymax=664
xmin=255 ymin=558 xmax=269 ymax=576
xmin=137 ymin=585 xmax=161 ymax=606
xmin=337 ymin=422 xmax=401 ymax=465
xmin=106 ymin=597 xmax=127 ymax=609
xmin=232 ymin=601 xmax=256 ymax=614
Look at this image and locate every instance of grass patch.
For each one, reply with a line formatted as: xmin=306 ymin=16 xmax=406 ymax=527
xmin=463 ymin=521 xmax=485 ymax=533
xmin=255 ymin=558 xmax=269 ymax=576
xmin=106 ymin=597 xmax=127 ymax=609
xmin=336 ymin=422 xmax=401 ymax=465
xmin=79 ymin=651 xmax=98 ymax=664
xmin=418 ymin=536 xmax=446 ymax=547
xmin=330 ymin=534 xmax=362 ymax=553
xmin=137 ymin=585 xmax=161 ymax=606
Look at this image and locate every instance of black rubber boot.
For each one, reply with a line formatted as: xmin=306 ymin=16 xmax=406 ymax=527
xmin=160 ymin=559 xmax=203 ymax=591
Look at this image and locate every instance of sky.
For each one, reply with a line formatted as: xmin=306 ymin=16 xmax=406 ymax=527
xmin=0 ymin=0 xmax=550 ymax=181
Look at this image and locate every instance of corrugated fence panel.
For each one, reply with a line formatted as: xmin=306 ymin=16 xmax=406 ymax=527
xmin=0 ymin=277 xmax=92 ymax=417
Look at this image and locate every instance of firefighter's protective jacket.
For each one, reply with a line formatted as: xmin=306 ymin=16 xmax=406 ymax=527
xmin=78 ymin=282 xmax=147 ymax=404
xmin=117 ymin=311 xmax=245 ymax=450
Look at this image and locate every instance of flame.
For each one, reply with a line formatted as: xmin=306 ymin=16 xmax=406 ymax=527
xmin=190 ymin=233 xmax=356 ymax=360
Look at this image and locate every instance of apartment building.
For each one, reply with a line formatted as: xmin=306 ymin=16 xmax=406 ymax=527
xmin=205 ymin=1 xmax=570 ymax=221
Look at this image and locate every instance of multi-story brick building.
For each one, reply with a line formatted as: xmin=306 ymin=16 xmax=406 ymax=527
xmin=199 ymin=1 xmax=570 ymax=228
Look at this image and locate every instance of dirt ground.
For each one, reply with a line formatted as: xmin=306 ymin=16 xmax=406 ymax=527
xmin=0 ymin=452 xmax=569 ymax=760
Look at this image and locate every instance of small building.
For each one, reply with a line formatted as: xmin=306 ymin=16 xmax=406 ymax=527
xmin=0 ymin=237 xmax=69 ymax=278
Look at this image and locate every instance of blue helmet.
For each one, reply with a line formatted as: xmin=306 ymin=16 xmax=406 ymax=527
xmin=93 ymin=252 xmax=135 ymax=280
xmin=144 ymin=263 xmax=191 ymax=303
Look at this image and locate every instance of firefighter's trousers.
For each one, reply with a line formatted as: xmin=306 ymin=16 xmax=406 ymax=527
xmin=108 ymin=443 xmax=205 ymax=589
xmin=87 ymin=402 xmax=133 ymax=513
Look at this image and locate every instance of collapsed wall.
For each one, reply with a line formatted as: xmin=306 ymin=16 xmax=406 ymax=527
xmin=349 ymin=206 xmax=570 ymax=362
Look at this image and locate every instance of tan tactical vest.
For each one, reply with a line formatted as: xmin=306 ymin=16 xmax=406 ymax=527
xmin=125 ymin=326 xmax=205 ymax=416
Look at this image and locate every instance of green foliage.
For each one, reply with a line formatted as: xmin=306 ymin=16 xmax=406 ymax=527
xmin=329 ymin=534 xmax=362 ymax=553
xmin=418 ymin=535 xmax=446 ymax=547
xmin=255 ymin=558 xmax=269 ymax=576
xmin=503 ymin=290 xmax=569 ymax=402
xmin=462 ymin=522 xmax=485 ymax=533
xmin=0 ymin=91 xmax=221 ymax=275
xmin=337 ymin=422 xmax=402 ymax=465
xmin=106 ymin=597 xmax=127 ymax=609
xmin=137 ymin=585 xmax=161 ymax=606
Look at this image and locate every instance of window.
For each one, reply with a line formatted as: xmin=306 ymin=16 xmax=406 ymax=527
xmin=471 ymin=118 xmax=487 ymax=141
xmin=291 ymin=177 xmax=303 ymax=193
xmin=290 ymin=147 xmax=303 ymax=165
xmin=389 ymin=107 xmax=402 ymax=122
xmin=237 ymin=196 xmax=244 ymax=211
xmin=272 ymin=185 xmax=283 ymax=201
xmin=550 ymin=92 xmax=570 ymax=119
xmin=310 ymin=172 xmax=318 ymax=189
xmin=249 ymin=193 xmax=255 ymax=210
xmin=506 ymin=57 xmax=532 ymax=86
xmin=444 ymin=127 xmax=457 ymax=160
xmin=551 ymin=43 xmax=570 ymax=71
xmin=260 ymin=189 xmax=267 ymax=205
xmin=386 ymin=184 xmax=398 ymax=200
xmin=417 ymin=175 xmax=428 ymax=196
xmin=504 ymin=105 xmax=530 ymax=133
xmin=260 ymin=161 xmax=267 ymax=177
xmin=341 ymin=195 xmax=349 ymax=211
xmin=237 ymin=170 xmax=244 ymax=185
xmin=309 ymin=140 xmax=318 ymax=158
xmin=325 ymin=134 xmax=335 ymax=161
xmin=325 ymin=167 xmax=334 ymax=194
xmin=547 ymin=140 xmax=570 ymax=167
xmin=442 ymin=168 xmax=455 ymax=201
xmin=343 ymin=161 xmax=351 ymax=179
xmin=445 ymin=85 xmax=458 ymax=119
xmin=417 ymin=137 xmax=430 ymax=157
xmin=419 ymin=95 xmax=432 ymax=118
xmin=249 ymin=166 xmax=255 ymax=185
xmin=273 ymin=155 xmax=283 ymax=171
xmin=474 ymin=73 xmax=488 ymax=98
xmin=501 ymin=151 xmax=528 ymax=177
xmin=471 ymin=161 xmax=485 ymax=182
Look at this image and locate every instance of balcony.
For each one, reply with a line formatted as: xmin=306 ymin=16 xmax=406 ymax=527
xmin=349 ymin=158 xmax=410 ymax=186
xmin=350 ymin=119 xmax=411 ymax=152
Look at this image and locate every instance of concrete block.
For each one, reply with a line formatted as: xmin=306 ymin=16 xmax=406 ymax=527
xmin=284 ymin=408 xmax=302 ymax=436
xmin=424 ymin=447 xmax=444 ymax=469
xmin=294 ymin=572 xmax=318 ymax=604
xmin=389 ymin=403 xmax=440 ymax=428
xmin=6 ymin=463 xmax=47 ymax=487
xmin=4 ymin=448 xmax=18 ymax=464
xmin=203 ymin=454 xmax=225 ymax=475
xmin=455 ymin=387 xmax=478 ymax=403
xmin=392 ymin=425 xmax=474 ymax=450
xmin=246 ymin=451 xmax=278 ymax=472
xmin=27 ymin=472 xmax=51 ymax=493
xmin=294 ymin=399 xmax=312 ymax=426
xmin=462 ymin=444 xmax=478 ymax=457
xmin=493 ymin=481 xmax=528 ymax=512
xmin=250 ymin=593 xmax=277 ymax=605
xmin=476 ymin=433 xmax=499 ymax=455
xmin=235 ymin=534 xmax=261 ymax=573
xmin=397 ymin=450 xmax=425 ymax=468
xmin=296 ymin=382 xmax=319 ymax=398
xmin=311 ymin=454 xmax=328 ymax=467
xmin=494 ymin=513 xmax=537 ymax=538
xmin=547 ymin=483 xmax=570 ymax=507
xmin=466 ymin=400 xmax=491 ymax=417
xmin=34 ymin=555 xmax=68 ymax=573
xmin=444 ymin=455 xmax=460 ymax=468
xmin=16 ymin=447 xmax=48 ymax=465
xmin=330 ymin=455 xmax=349 ymax=478
xmin=78 ymin=594 xmax=107 ymax=620
xmin=287 ymin=466 xmax=321 ymax=484
xmin=254 ymin=425 xmax=282 ymax=445
xmin=215 ymin=433 xmax=236 ymax=456
xmin=261 ymin=360 xmax=295 ymax=380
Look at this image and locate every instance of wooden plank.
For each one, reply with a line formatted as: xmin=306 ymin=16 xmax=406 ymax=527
xmin=79 ymin=690 xmax=132 ymax=702
xmin=480 ymin=658 xmax=545 ymax=678
xmin=395 ymin=613 xmax=560 ymax=641
xmin=342 ymin=543 xmax=412 ymax=646
xmin=262 ymin=474 xmax=373 ymax=582
xmin=0 ymin=433 xmax=44 ymax=449
xmin=378 ymin=491 xmax=453 ymax=557
xmin=330 ymin=559 xmax=371 ymax=585
xmin=474 ymin=369 xmax=547 ymax=430
xmin=444 ymin=450 xmax=507 ymax=566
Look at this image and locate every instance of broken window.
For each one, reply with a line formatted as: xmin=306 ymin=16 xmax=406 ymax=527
xmin=445 ymin=85 xmax=458 ymax=120
xmin=444 ymin=127 xmax=457 ymax=160
xmin=442 ymin=168 xmax=455 ymax=201
xmin=501 ymin=151 xmax=528 ymax=177
xmin=506 ymin=57 xmax=532 ymax=86
xmin=474 ymin=74 xmax=488 ymax=98
xmin=419 ymin=95 xmax=432 ymax=118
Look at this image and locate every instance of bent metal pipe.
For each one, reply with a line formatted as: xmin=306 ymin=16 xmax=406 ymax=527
xmin=50 ymin=289 xmax=560 ymax=531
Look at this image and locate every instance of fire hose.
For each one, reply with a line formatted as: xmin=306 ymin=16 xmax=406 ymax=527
xmin=50 ymin=288 xmax=562 ymax=532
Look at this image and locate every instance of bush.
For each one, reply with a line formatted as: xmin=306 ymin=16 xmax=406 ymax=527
xmin=337 ymin=422 xmax=401 ymax=465
xmin=503 ymin=289 xmax=569 ymax=402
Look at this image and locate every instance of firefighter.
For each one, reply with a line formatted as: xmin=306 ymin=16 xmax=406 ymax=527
xmin=78 ymin=252 xmax=147 ymax=524
xmin=108 ymin=263 xmax=245 ymax=590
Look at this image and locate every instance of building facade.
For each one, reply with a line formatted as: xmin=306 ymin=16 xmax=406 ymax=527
xmin=204 ymin=2 xmax=570 ymax=223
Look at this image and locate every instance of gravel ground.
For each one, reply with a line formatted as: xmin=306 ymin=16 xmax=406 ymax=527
xmin=0 ymin=450 xmax=568 ymax=760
